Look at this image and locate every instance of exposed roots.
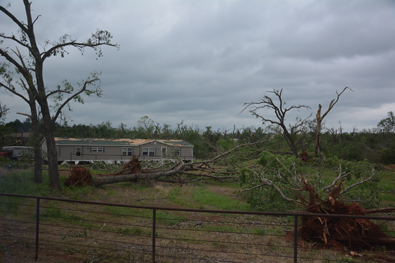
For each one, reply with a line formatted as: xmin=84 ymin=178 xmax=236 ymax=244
xmin=296 ymin=180 xmax=394 ymax=251
xmin=64 ymin=166 xmax=92 ymax=186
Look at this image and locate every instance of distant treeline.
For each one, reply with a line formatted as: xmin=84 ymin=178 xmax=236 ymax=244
xmin=1 ymin=114 xmax=395 ymax=164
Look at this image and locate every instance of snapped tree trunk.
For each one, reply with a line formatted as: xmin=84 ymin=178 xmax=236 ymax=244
xmin=314 ymin=87 xmax=353 ymax=155
xmin=314 ymin=104 xmax=322 ymax=155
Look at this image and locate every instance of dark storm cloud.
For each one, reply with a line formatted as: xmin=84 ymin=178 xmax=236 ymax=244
xmin=1 ymin=0 xmax=395 ymax=132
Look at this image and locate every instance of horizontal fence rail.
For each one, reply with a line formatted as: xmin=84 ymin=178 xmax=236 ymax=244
xmin=1 ymin=193 xmax=395 ymax=262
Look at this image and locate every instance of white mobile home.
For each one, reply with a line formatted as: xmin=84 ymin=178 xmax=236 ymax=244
xmin=41 ymin=137 xmax=194 ymax=164
xmin=2 ymin=146 xmax=34 ymax=160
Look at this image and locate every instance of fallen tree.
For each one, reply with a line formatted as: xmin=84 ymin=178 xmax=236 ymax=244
xmin=239 ymin=151 xmax=380 ymax=210
xmin=90 ymin=141 xmax=264 ymax=186
xmin=297 ymin=179 xmax=395 ymax=251
xmin=240 ymin=151 xmax=395 ymax=251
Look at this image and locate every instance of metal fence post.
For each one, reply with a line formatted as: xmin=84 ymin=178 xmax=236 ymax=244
xmin=35 ymin=197 xmax=40 ymax=261
xmin=294 ymin=215 xmax=298 ymax=263
xmin=152 ymin=208 xmax=156 ymax=263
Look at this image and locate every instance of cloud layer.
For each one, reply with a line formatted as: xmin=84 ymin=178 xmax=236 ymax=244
xmin=1 ymin=0 xmax=394 ymax=132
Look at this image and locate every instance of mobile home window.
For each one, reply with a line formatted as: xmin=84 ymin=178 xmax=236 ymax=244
xmin=122 ymin=148 xmax=133 ymax=156
xmin=91 ymin=147 xmax=104 ymax=152
xmin=175 ymin=148 xmax=181 ymax=156
xmin=143 ymin=147 xmax=155 ymax=156
xmin=76 ymin=147 xmax=82 ymax=157
xmin=161 ymin=147 xmax=167 ymax=157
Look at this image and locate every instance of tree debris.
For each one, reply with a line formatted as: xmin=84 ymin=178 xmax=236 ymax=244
xmin=295 ymin=180 xmax=394 ymax=251
xmin=64 ymin=166 xmax=92 ymax=186
xmin=115 ymin=155 xmax=143 ymax=175
xmin=91 ymin=141 xmax=263 ymax=186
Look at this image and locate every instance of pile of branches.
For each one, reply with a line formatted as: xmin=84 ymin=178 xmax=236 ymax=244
xmin=297 ymin=179 xmax=395 ymax=251
xmin=64 ymin=166 xmax=92 ymax=186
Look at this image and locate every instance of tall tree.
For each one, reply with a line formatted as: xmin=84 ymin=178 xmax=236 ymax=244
xmin=0 ymin=1 xmax=118 ymax=190
xmin=242 ymin=89 xmax=311 ymax=157
xmin=377 ymin=111 xmax=395 ymax=133
xmin=314 ymin=87 xmax=353 ymax=155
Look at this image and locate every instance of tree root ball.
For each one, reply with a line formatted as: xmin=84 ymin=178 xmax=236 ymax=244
xmin=290 ymin=180 xmax=395 ymax=252
xmin=64 ymin=166 xmax=92 ymax=186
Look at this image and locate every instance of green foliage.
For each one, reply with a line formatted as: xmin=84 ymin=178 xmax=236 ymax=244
xmin=239 ymin=151 xmax=301 ymax=211
xmin=381 ymin=142 xmax=395 ymax=165
xmin=3 ymin=111 xmax=395 ymax=162
xmin=216 ymin=138 xmax=237 ymax=151
xmin=239 ymin=152 xmax=380 ymax=211
xmin=377 ymin=111 xmax=395 ymax=133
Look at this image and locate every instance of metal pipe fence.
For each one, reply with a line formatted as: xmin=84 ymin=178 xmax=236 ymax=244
xmin=1 ymin=193 xmax=394 ymax=262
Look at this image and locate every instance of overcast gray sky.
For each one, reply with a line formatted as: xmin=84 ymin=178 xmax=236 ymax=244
xmin=1 ymin=0 xmax=394 ymax=132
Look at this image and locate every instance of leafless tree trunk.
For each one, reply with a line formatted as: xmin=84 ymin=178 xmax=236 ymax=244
xmin=314 ymin=87 xmax=353 ymax=155
xmin=242 ymin=89 xmax=311 ymax=158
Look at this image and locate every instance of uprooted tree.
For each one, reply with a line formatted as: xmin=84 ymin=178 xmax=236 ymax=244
xmin=239 ymin=151 xmax=395 ymax=249
xmin=0 ymin=0 xmax=118 ymax=190
xmin=240 ymin=151 xmax=380 ymax=211
xmin=297 ymin=179 xmax=394 ymax=251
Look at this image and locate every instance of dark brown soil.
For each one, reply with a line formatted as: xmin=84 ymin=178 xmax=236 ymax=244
xmin=63 ymin=166 xmax=92 ymax=186
xmin=115 ymin=155 xmax=143 ymax=175
xmin=296 ymin=180 xmax=395 ymax=252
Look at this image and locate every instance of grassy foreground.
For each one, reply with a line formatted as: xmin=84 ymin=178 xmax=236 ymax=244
xmin=0 ymin=165 xmax=395 ymax=262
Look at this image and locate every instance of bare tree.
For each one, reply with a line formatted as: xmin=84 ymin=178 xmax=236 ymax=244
xmin=314 ymin=87 xmax=353 ymax=154
xmin=242 ymin=89 xmax=311 ymax=157
xmin=119 ymin=123 xmax=132 ymax=136
xmin=0 ymin=1 xmax=118 ymax=190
